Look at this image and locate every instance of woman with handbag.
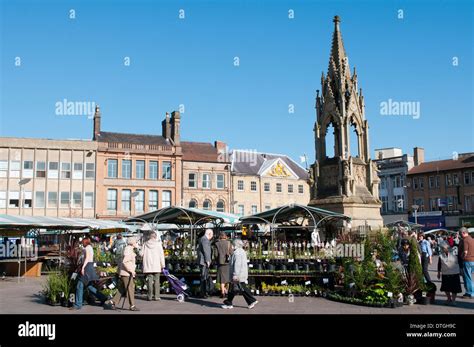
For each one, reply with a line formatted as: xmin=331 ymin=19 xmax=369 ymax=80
xmin=215 ymin=232 xmax=232 ymax=298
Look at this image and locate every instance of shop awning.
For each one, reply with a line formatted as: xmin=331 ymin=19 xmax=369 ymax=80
xmin=0 ymin=215 xmax=131 ymax=235
xmin=240 ymin=203 xmax=350 ymax=226
xmin=125 ymin=206 xmax=240 ymax=226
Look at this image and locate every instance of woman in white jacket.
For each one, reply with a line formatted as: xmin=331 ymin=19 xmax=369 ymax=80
xmin=140 ymin=232 xmax=166 ymax=301
xmin=222 ymin=239 xmax=258 ymax=310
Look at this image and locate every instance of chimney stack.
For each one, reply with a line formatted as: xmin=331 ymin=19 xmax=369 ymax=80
xmin=162 ymin=112 xmax=171 ymax=140
xmin=413 ymin=147 xmax=425 ymax=166
xmin=93 ymin=104 xmax=101 ymax=141
xmin=214 ymin=141 xmax=227 ymax=161
xmin=171 ymin=111 xmax=180 ymax=145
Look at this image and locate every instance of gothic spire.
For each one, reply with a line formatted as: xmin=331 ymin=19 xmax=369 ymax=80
xmin=327 ymin=15 xmax=351 ymax=87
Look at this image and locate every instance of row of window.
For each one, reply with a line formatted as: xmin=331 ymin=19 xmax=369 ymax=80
xmin=188 ymin=199 xmax=225 ymax=212
xmin=0 ymin=160 xmax=95 ymax=179
xmin=106 ymin=189 xmax=172 ymax=212
xmin=412 ymin=196 xmax=473 ymax=212
xmin=187 ymin=173 xmax=225 ymax=189
xmin=107 ymin=159 xmax=171 ymax=180
xmin=0 ymin=191 xmax=94 ymax=209
xmin=235 ymin=204 xmax=273 ymax=216
xmin=236 ymin=180 xmax=304 ymax=194
xmin=379 ymin=175 xmax=405 ymax=189
xmin=381 ymin=195 xmax=405 ymax=213
xmin=412 ymin=172 xmax=474 ymax=190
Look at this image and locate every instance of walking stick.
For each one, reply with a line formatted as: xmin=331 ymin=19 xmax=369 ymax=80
xmin=120 ymin=273 xmax=133 ymax=309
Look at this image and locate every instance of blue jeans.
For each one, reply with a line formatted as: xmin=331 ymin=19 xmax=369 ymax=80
xmin=463 ymin=261 xmax=474 ymax=296
xmin=74 ymin=280 xmax=107 ymax=309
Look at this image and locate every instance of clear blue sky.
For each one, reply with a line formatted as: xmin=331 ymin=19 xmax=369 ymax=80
xmin=1 ymin=0 xmax=472 ymax=164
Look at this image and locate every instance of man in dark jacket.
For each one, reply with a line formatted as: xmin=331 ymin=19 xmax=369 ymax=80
xmin=197 ymin=229 xmax=213 ymax=298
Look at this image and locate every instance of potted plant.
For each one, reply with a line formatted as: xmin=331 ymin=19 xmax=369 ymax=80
xmin=42 ymin=273 xmax=62 ymax=306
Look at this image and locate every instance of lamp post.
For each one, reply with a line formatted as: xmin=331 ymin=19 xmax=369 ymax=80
xmin=18 ymin=178 xmax=31 ymax=216
xmin=131 ymin=191 xmax=140 ymax=217
xmin=18 ymin=178 xmax=31 ymax=282
xmin=412 ymin=204 xmax=419 ymax=225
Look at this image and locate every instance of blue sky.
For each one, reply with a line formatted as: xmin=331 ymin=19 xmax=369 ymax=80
xmin=1 ymin=0 xmax=472 ymax=165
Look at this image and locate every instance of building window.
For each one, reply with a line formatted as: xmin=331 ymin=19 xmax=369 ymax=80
xmin=413 ymin=198 xmax=424 ymax=212
xmin=0 ymin=160 xmax=7 ymax=178
xmin=435 ymin=175 xmax=440 ymax=188
xmin=251 ymin=205 xmax=258 ymax=214
xmin=47 ymin=162 xmax=58 ymax=179
xmin=189 ymin=199 xmax=197 ymax=208
xmin=381 ymin=196 xmax=388 ymax=213
xmin=465 ymin=195 xmax=472 ymax=213
xmin=73 ymin=163 xmax=83 ymax=180
xmin=392 ymin=176 xmax=402 ymax=188
xmin=34 ymin=191 xmax=45 ymax=208
xmin=203 ymin=199 xmax=212 ymax=210
xmin=265 ymin=205 xmax=271 ymax=211
xmin=216 ymin=200 xmax=225 ymax=212
xmin=60 ymin=192 xmax=70 ymax=207
xmin=107 ymin=159 xmax=118 ymax=178
xmin=22 ymin=191 xmax=32 ymax=208
xmin=188 ymin=173 xmax=196 ymax=188
xmin=430 ymin=198 xmax=438 ymax=211
xmin=237 ymin=180 xmax=244 ymax=191
xmin=380 ymin=177 xmax=386 ymax=190
xmin=162 ymin=162 xmax=172 ymax=180
xmin=0 ymin=191 xmax=6 ymax=208
xmin=202 ymin=173 xmax=211 ymax=189
xmin=464 ymin=172 xmax=471 ymax=185
xmin=162 ymin=190 xmax=172 ymax=207
xmin=149 ymin=190 xmax=158 ymax=211
xmin=447 ymin=196 xmax=454 ymax=210
xmin=446 ymin=174 xmax=452 ymax=186
xmin=61 ymin=163 xmax=71 ymax=179
xmin=393 ymin=195 xmax=404 ymax=212
xmin=237 ymin=205 xmax=244 ymax=216
xmin=264 ymin=183 xmax=270 ymax=192
xmin=429 ymin=176 xmax=434 ymax=189
xmin=8 ymin=191 xmax=19 ymax=208
xmin=9 ymin=161 xmax=20 ymax=178
xmin=276 ymin=183 xmax=282 ymax=193
xmin=84 ymin=192 xmax=94 ymax=209
xmin=472 ymin=172 xmax=474 ymax=185
xmin=188 ymin=173 xmax=197 ymax=188
xmin=298 ymin=185 xmax=304 ymax=194
xmin=72 ymin=192 xmax=82 ymax=208
xmin=122 ymin=160 xmax=132 ymax=179
xmin=250 ymin=181 xmax=257 ymax=192
xmin=149 ymin=161 xmax=158 ymax=180
xmin=48 ymin=191 xmax=58 ymax=208
xmin=419 ymin=177 xmax=424 ymax=190
xmin=135 ymin=190 xmax=145 ymax=212
xmin=86 ymin=163 xmax=95 ymax=179
xmin=23 ymin=161 xmax=33 ymax=178
xmin=288 ymin=184 xmax=294 ymax=193
xmin=136 ymin=160 xmax=145 ymax=179
xmin=107 ymin=189 xmax=117 ymax=211
xmin=453 ymin=173 xmax=459 ymax=186
xmin=413 ymin=178 xmax=418 ymax=190
xmin=36 ymin=161 xmax=46 ymax=178
xmin=121 ymin=190 xmax=131 ymax=212
xmin=216 ymin=174 xmax=225 ymax=189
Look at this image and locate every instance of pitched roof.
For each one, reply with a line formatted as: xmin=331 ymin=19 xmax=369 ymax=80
xmin=231 ymin=150 xmax=309 ymax=179
xmin=181 ymin=141 xmax=224 ymax=163
xmin=97 ymin=131 xmax=170 ymax=146
xmin=407 ymin=154 xmax=474 ymax=175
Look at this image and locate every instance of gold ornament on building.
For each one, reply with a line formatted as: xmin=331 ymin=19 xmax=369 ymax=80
xmin=269 ymin=162 xmax=290 ymax=177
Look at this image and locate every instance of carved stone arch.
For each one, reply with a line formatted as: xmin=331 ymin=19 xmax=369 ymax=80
xmin=321 ymin=114 xmax=341 ymax=137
